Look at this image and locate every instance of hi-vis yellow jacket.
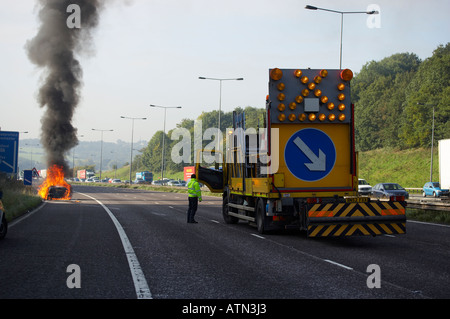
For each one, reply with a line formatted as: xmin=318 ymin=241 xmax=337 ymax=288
xmin=187 ymin=178 xmax=202 ymax=201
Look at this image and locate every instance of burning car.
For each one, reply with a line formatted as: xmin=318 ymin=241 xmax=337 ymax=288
xmin=46 ymin=185 xmax=71 ymax=200
xmin=38 ymin=165 xmax=72 ymax=200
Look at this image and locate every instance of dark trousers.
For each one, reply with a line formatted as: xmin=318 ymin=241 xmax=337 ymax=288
xmin=187 ymin=197 xmax=198 ymax=222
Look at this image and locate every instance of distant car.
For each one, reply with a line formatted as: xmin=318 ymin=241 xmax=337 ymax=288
xmin=111 ymin=179 xmax=122 ymax=184
xmin=372 ymin=183 xmax=409 ymax=199
xmin=358 ymin=178 xmax=372 ymax=195
xmin=134 ymin=178 xmax=145 ymax=184
xmin=422 ymin=182 xmax=449 ymax=198
xmin=168 ymin=180 xmax=184 ymax=186
xmin=152 ymin=180 xmax=163 ymax=185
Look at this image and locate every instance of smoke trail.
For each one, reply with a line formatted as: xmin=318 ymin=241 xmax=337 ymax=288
xmin=26 ymin=0 xmax=103 ymax=174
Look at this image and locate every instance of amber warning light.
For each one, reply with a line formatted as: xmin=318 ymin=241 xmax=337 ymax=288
xmin=38 ymin=165 xmax=72 ymax=200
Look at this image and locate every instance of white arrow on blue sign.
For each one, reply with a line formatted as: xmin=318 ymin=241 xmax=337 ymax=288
xmin=284 ymin=128 xmax=336 ymax=182
xmin=0 ymin=131 xmax=19 ymax=174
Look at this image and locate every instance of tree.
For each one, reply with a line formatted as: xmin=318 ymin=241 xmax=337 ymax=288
xmin=353 ymin=52 xmax=421 ymax=150
xmin=400 ymin=43 xmax=450 ymax=148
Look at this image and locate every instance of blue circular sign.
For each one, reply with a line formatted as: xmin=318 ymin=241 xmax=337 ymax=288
xmin=284 ymin=128 xmax=336 ymax=182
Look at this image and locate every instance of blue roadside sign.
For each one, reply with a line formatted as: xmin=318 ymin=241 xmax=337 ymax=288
xmin=23 ymin=170 xmax=33 ymax=186
xmin=0 ymin=131 xmax=19 ymax=174
xmin=284 ymin=128 xmax=336 ymax=182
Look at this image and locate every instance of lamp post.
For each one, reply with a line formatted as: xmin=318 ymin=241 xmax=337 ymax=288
xmin=72 ymin=134 xmax=84 ymax=178
xmin=121 ymin=116 xmax=147 ymax=184
xmin=92 ymin=129 xmax=113 ymax=180
xmin=418 ymin=102 xmax=436 ymax=182
xmin=149 ymin=104 xmax=182 ymax=182
xmin=25 ymin=143 xmax=39 ymax=170
xmin=305 ymin=5 xmax=378 ymax=69
xmin=198 ymin=77 xmax=244 ymax=151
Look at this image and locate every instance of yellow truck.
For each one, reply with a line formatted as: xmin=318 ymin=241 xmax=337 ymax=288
xmin=196 ymin=68 xmax=406 ymax=237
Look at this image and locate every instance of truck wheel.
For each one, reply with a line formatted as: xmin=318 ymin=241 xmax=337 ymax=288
xmin=223 ymin=191 xmax=238 ymax=224
xmin=256 ymin=198 xmax=268 ymax=234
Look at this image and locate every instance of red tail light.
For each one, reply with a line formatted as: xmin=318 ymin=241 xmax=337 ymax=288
xmin=307 ymin=197 xmax=322 ymax=204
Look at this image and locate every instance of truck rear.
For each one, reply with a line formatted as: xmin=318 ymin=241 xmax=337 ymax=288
xmin=196 ymin=67 xmax=406 ymax=237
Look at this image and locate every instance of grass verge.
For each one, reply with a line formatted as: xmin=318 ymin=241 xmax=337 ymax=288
xmin=0 ymin=174 xmax=43 ymax=221
xmin=407 ymin=208 xmax=450 ymax=225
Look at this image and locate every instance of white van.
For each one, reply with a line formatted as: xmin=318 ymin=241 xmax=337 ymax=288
xmin=358 ymin=178 xmax=373 ymax=195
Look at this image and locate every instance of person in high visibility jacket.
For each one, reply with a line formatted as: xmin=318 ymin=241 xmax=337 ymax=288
xmin=187 ymin=174 xmax=202 ymax=223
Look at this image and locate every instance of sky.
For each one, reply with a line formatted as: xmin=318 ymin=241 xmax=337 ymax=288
xmin=1 ymin=0 xmax=449 ymax=144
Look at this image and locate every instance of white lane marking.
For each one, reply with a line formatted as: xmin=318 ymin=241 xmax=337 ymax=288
xmin=408 ymin=220 xmax=450 ymax=228
xmin=210 ymin=220 xmax=219 ymax=224
xmin=9 ymin=201 xmax=47 ymax=228
xmin=78 ymin=192 xmax=152 ymax=299
xmin=324 ymin=259 xmax=353 ymax=270
xmin=169 ymin=206 xmax=174 ymax=209
xmin=251 ymin=233 xmax=265 ymax=239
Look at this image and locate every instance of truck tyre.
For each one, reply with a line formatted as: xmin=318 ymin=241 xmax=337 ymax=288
xmin=256 ymin=198 xmax=268 ymax=234
xmin=223 ymin=190 xmax=238 ymax=224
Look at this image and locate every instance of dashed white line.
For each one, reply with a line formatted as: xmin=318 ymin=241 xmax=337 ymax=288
xmin=78 ymin=192 xmax=152 ymax=299
xmin=251 ymin=233 xmax=265 ymax=239
xmin=323 ymin=259 xmax=353 ymax=270
xmin=210 ymin=220 xmax=220 ymax=224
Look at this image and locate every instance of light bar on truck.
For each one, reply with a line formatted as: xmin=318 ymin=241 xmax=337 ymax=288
xmin=269 ymin=68 xmax=352 ymax=124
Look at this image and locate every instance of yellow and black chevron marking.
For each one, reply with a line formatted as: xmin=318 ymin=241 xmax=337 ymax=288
xmin=308 ymin=201 xmax=406 ymax=218
xmin=308 ymin=222 xmax=406 ymax=237
xmin=307 ymin=201 xmax=406 ymax=237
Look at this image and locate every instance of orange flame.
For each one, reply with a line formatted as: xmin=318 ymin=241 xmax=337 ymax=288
xmin=38 ymin=165 xmax=72 ymax=200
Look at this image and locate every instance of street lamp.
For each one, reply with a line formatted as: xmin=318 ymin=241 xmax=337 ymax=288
xmin=72 ymin=134 xmax=84 ymax=178
xmin=198 ymin=77 xmax=244 ymax=150
xmin=305 ymin=5 xmax=378 ymax=69
xmin=25 ymin=143 xmax=39 ymax=170
xmin=149 ymin=104 xmax=182 ymax=181
xmin=418 ymin=102 xmax=436 ymax=182
xmin=121 ymin=116 xmax=147 ymax=184
xmin=92 ymin=129 xmax=113 ymax=180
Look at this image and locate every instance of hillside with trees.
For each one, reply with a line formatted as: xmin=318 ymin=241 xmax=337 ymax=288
xmin=353 ymin=43 xmax=450 ymax=151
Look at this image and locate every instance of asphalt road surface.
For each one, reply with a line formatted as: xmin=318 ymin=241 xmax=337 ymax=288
xmin=1 ymin=185 xmax=449 ymax=300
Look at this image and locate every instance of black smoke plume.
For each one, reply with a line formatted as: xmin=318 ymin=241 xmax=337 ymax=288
xmin=26 ymin=0 xmax=103 ymax=174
